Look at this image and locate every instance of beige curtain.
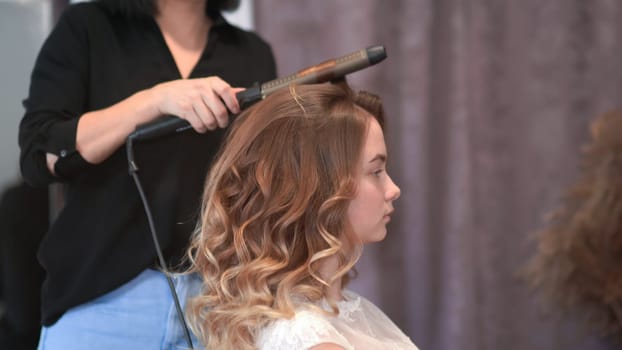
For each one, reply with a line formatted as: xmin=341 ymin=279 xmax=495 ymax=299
xmin=255 ymin=1 xmax=622 ymax=349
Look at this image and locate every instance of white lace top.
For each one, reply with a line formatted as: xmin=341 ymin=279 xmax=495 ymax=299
xmin=256 ymin=290 xmax=419 ymax=350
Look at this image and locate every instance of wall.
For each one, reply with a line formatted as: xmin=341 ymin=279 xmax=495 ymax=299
xmin=0 ymin=0 xmax=51 ymax=190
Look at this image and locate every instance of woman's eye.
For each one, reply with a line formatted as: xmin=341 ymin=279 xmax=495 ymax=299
xmin=372 ymin=169 xmax=384 ymax=177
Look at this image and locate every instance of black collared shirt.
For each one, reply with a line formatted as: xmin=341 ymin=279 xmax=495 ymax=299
xmin=18 ymin=2 xmax=276 ymax=326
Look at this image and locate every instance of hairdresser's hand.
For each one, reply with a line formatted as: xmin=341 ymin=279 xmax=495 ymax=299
xmin=150 ymin=77 xmax=244 ymax=132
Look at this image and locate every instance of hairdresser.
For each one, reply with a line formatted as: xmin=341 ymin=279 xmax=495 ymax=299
xmin=18 ymin=0 xmax=275 ymax=348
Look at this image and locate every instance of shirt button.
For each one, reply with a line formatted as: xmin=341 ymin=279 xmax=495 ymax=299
xmin=60 ymin=149 xmax=68 ymax=157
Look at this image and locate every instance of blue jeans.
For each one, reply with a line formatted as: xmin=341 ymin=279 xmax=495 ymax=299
xmin=37 ymin=269 xmax=203 ymax=350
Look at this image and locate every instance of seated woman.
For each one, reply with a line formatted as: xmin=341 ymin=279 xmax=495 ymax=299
xmin=186 ymin=83 xmax=418 ymax=349
xmin=525 ymin=110 xmax=622 ymax=341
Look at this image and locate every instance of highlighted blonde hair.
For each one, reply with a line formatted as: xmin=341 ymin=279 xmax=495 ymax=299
xmin=187 ymin=83 xmax=384 ymax=349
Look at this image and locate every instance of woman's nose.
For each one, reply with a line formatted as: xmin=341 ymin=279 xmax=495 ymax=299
xmin=386 ymin=175 xmax=400 ymax=201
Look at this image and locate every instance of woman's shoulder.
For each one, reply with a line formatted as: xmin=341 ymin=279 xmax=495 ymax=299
xmin=39 ymin=2 xmax=117 ymax=54
xmin=259 ymin=310 xmax=337 ymax=340
xmin=256 ymin=309 xmax=353 ymax=350
xmin=59 ymin=2 xmax=109 ymax=20
xmin=52 ymin=2 xmax=116 ymax=34
xmin=339 ymin=290 xmax=420 ymax=349
xmin=216 ymin=19 xmax=273 ymax=52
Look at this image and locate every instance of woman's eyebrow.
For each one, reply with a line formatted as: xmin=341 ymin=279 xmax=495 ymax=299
xmin=368 ymin=154 xmax=387 ymax=163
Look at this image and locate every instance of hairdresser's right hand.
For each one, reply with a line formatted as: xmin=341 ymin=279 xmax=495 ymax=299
xmin=150 ymin=76 xmax=244 ymax=133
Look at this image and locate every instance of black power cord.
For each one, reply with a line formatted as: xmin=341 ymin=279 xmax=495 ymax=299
xmin=126 ymin=136 xmax=195 ymax=350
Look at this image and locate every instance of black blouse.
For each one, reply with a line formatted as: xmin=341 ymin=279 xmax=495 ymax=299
xmin=18 ymin=2 xmax=276 ymax=326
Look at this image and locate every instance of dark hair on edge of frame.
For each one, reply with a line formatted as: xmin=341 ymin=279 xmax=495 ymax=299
xmin=96 ymin=0 xmax=240 ymax=18
xmin=524 ymin=110 xmax=622 ymax=342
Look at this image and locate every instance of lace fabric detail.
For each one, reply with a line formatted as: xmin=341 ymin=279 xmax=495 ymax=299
xmin=256 ymin=310 xmax=354 ymax=350
xmin=333 ymin=292 xmax=361 ymax=322
xmin=256 ymin=290 xmax=419 ymax=350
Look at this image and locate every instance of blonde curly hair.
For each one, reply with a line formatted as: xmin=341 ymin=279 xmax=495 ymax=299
xmin=525 ymin=110 xmax=622 ymax=340
xmin=186 ymin=83 xmax=385 ymax=349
